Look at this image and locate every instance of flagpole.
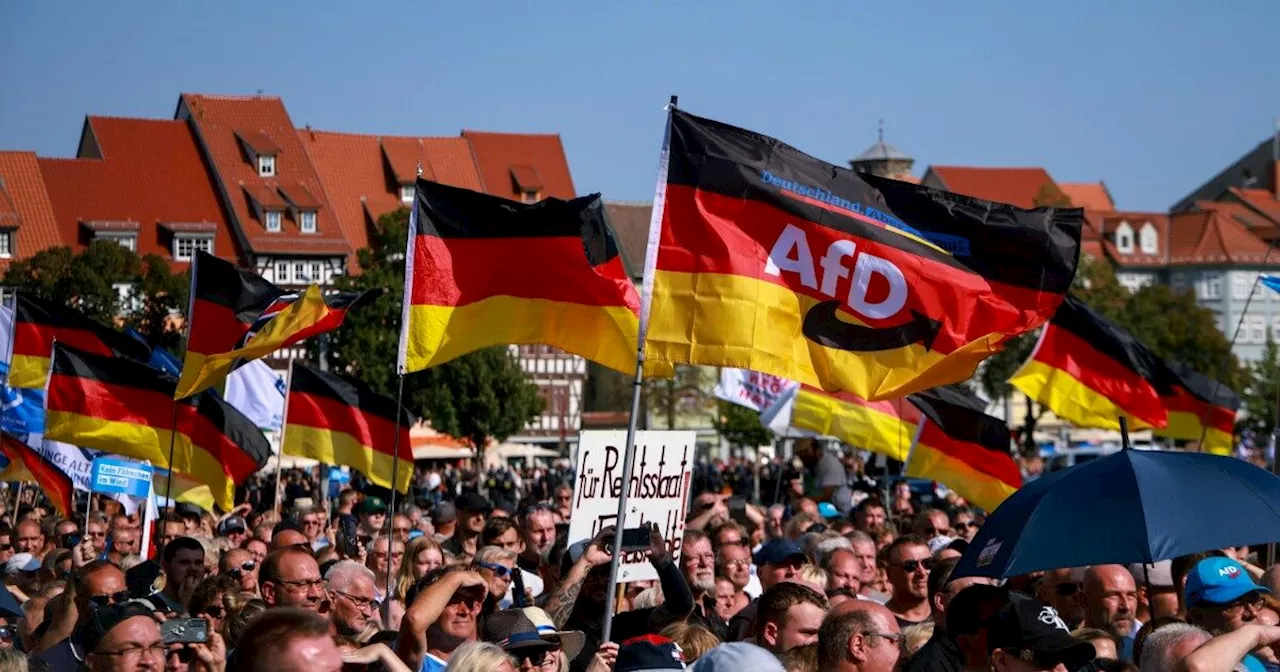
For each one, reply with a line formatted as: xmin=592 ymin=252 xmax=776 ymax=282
xmin=603 ymin=94 xmax=676 ymax=644
xmin=383 ymin=373 xmax=407 ymax=612
xmin=275 ymin=359 xmax=296 ymax=518
xmin=161 ymin=400 xmax=179 ymax=519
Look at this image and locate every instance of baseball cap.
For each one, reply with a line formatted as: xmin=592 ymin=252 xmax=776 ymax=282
xmin=484 ymin=607 xmax=585 ymax=660
xmin=753 ymin=538 xmax=806 ymax=567
xmin=4 ymin=553 xmax=39 ymax=575
xmin=1128 ymin=560 xmax=1173 ymax=589
xmin=457 ymin=492 xmax=493 ymax=513
xmin=927 ymin=535 xmax=957 ymax=555
xmin=986 ymin=592 xmax=1096 ymax=669
xmin=357 ymin=496 xmax=388 ymax=515
xmin=690 ymin=641 xmax=783 ymax=671
xmin=1185 ymin=557 xmax=1271 ymax=607
xmin=218 ymin=516 xmax=247 ymax=535
xmin=616 ymin=634 xmax=686 ymax=672
xmin=176 ymin=502 xmax=203 ymax=519
xmin=73 ymin=599 xmax=158 ymax=655
xmin=817 ymin=502 xmax=840 ymax=519
xmin=430 ymin=501 xmax=457 ymax=524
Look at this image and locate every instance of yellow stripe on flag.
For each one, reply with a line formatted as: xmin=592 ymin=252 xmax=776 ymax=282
xmin=791 ymin=389 xmax=914 ymax=461
xmin=9 ymin=354 xmax=51 ymax=390
xmin=283 ymin=424 xmax=412 ymax=493
xmin=1008 ymin=359 xmax=1134 ymax=431
xmin=153 ymin=471 xmax=216 ymax=513
xmin=906 ymin=442 xmax=1018 ymax=512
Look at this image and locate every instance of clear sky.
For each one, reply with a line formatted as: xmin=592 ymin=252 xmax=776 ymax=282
xmin=2 ymin=1 xmax=1277 ymax=211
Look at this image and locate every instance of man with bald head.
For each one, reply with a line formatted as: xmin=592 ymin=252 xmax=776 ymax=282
xmin=1080 ymin=564 xmax=1140 ymax=662
xmin=272 ymin=527 xmax=310 ymax=550
xmin=260 ymin=547 xmax=326 ymax=612
xmin=820 ymin=600 xmax=901 ymax=672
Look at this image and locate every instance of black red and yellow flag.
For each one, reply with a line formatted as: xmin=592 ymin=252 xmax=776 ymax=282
xmin=176 ymin=251 xmax=379 ymax=399
xmin=0 ymin=432 xmax=74 ymax=516
xmin=790 ymin=386 xmax=920 ymax=461
xmin=45 ymin=344 xmax=270 ymax=510
xmin=1009 ymin=296 xmax=1175 ymax=430
xmin=397 ymin=179 xmax=651 ymax=376
xmin=905 ymin=386 xmax=1021 ymax=513
xmin=283 ymin=364 xmax=414 ymax=493
xmin=641 ymin=108 xmax=1082 ymax=401
xmin=8 ymin=293 xmax=151 ymax=389
xmin=1134 ymin=362 xmax=1239 ymax=455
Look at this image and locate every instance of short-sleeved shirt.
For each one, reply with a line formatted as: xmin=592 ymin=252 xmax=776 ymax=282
xmin=418 ymin=652 xmax=447 ymax=672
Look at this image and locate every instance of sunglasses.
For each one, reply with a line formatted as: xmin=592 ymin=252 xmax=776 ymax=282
xmin=514 ymin=645 xmax=561 ymax=666
xmin=958 ymin=521 xmax=981 ymax=529
xmin=0 ymin=626 xmax=14 ymax=640
xmin=89 ymin=591 xmax=130 ymax=609
xmin=895 ymin=558 xmax=937 ymax=573
xmin=1055 ymin=582 xmax=1081 ymax=597
xmin=478 ymin=562 xmax=512 ymax=578
xmin=228 ymin=560 xmax=256 ymax=579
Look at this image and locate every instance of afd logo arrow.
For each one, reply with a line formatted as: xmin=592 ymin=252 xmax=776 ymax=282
xmin=802 ymin=300 xmax=942 ymax=352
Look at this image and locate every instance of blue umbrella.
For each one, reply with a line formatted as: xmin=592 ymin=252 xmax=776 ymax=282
xmin=950 ymin=449 xmax=1280 ymax=580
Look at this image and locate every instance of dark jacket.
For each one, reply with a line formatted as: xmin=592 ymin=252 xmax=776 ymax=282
xmin=565 ymin=558 xmax=694 ymax=672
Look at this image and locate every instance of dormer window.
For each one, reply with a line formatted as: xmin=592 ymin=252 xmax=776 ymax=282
xmin=0 ymin=230 xmax=14 ymax=259
xmin=1139 ymin=222 xmax=1158 ymax=255
xmin=1115 ymin=221 xmax=1134 ymax=254
xmin=510 ymin=164 xmax=544 ymax=205
xmin=400 ymin=185 xmax=415 ymax=204
xmin=299 ymin=211 xmax=317 ymax=234
xmin=258 ymin=155 xmax=276 ymax=177
xmin=520 ymin=190 xmax=540 ymax=204
xmin=265 ymin=211 xmax=282 ymax=232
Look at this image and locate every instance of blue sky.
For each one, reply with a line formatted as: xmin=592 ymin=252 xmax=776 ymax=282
xmin=2 ymin=1 xmax=1277 ymax=211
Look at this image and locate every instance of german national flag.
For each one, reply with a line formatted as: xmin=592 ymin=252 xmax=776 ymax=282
xmin=397 ymin=179 xmax=652 ymax=376
xmin=790 ymin=386 xmax=920 ymax=461
xmin=176 ymin=251 xmax=379 ymax=399
xmin=45 ymin=344 xmax=270 ymax=510
xmin=641 ymin=108 xmax=1082 ymax=401
xmin=8 ymin=293 xmax=151 ymax=389
xmin=1134 ymin=362 xmax=1239 ymax=455
xmin=1009 ymin=296 xmax=1174 ymax=430
xmin=282 ymin=364 xmax=414 ymax=493
xmin=905 ymin=387 xmax=1021 ymax=512
xmin=0 ymin=432 xmax=75 ymax=516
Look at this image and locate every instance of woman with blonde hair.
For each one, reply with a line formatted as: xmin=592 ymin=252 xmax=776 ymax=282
xmin=659 ymin=622 xmax=721 ymax=664
xmin=384 ymin=536 xmax=445 ymax=630
xmin=445 ymin=641 xmax=516 ymax=672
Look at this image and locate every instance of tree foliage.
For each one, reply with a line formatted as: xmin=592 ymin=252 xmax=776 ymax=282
xmin=715 ymin=400 xmax=774 ymax=449
xmin=2 ymin=242 xmax=188 ymax=351
xmin=315 ymin=207 xmax=543 ymax=453
xmin=1242 ymin=330 xmax=1280 ymax=438
xmin=643 ymin=365 xmax=713 ymax=429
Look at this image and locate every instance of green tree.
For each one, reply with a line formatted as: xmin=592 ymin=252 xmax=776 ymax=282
xmin=1241 ymin=330 xmax=1280 ymax=437
xmin=643 ymin=365 xmax=713 ymax=429
xmin=315 ymin=207 xmax=543 ymax=456
xmin=715 ymin=400 xmax=774 ymax=448
xmin=1121 ymin=283 xmax=1242 ymax=391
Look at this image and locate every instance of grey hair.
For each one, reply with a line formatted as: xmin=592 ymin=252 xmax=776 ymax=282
xmin=816 ymin=535 xmax=854 ymax=566
xmin=324 ymin=560 xmax=376 ymax=593
xmin=1138 ymin=622 xmax=1211 ymax=672
xmin=846 ymin=530 xmax=875 ymax=548
xmin=446 ymin=641 xmax=516 ymax=672
xmin=474 ymin=545 xmax=517 ymax=565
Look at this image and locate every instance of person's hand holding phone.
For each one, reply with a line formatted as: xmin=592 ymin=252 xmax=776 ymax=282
xmin=583 ymin=526 xmax=615 ymax=567
xmin=645 ymin=522 xmax=669 ymax=564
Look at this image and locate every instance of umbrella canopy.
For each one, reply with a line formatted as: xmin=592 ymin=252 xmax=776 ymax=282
xmin=951 ymin=449 xmax=1280 ymax=580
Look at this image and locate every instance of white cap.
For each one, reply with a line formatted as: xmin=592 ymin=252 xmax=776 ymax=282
xmin=5 ymin=553 xmax=39 ymax=575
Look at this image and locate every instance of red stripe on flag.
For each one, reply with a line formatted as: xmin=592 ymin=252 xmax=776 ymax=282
xmin=1032 ymin=324 xmax=1165 ymax=426
xmin=286 ymin=390 xmax=411 ymax=461
xmin=918 ymin=421 xmax=1022 ymax=488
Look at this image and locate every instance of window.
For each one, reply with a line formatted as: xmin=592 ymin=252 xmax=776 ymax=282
xmin=265 ymin=211 xmax=282 ymax=232
xmin=258 ymin=155 xmax=276 ymax=177
xmin=1233 ymin=272 xmax=1260 ymax=300
xmin=1171 ymin=272 xmax=1187 ymax=293
xmin=299 ymin=211 xmax=317 ymax=234
xmin=400 ymin=185 xmax=415 ymax=204
xmin=173 ymin=235 xmax=213 ymax=262
xmin=274 ymin=260 xmax=290 ymax=284
xmin=1114 ymin=221 xmax=1134 ymax=254
xmin=99 ymin=233 xmax=136 ymax=252
xmin=309 ymin=261 xmax=324 ymax=284
xmin=1271 ymin=316 xmax=1280 ymax=341
xmin=1200 ymin=273 xmax=1223 ymax=300
xmin=1139 ymin=223 xmax=1158 ymax=255
xmin=1245 ymin=315 xmax=1267 ymax=344
xmin=0 ymin=231 xmax=13 ymax=259
xmin=520 ymin=190 xmax=539 ymax=204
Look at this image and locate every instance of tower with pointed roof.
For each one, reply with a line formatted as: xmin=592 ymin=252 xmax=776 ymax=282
xmin=850 ymin=120 xmax=915 ymax=181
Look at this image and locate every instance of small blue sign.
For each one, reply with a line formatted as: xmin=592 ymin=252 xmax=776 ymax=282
xmin=328 ymin=466 xmax=351 ymax=485
xmin=89 ymin=457 xmax=153 ymax=498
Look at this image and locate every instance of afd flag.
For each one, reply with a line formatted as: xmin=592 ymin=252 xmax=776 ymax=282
xmin=0 ymin=386 xmax=44 ymax=436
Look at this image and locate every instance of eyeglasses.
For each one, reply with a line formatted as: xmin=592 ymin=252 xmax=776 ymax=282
xmin=863 ymin=631 xmax=902 ymax=644
xmin=514 ymin=645 xmax=561 ymax=666
xmin=893 ymin=558 xmax=936 ymax=573
xmin=0 ymin=626 xmax=14 ymax=640
xmin=88 ymin=591 xmax=131 ymax=609
xmin=1055 ymin=582 xmax=1081 ymax=597
xmin=333 ymin=589 xmax=379 ymax=611
xmin=478 ymin=562 xmax=512 ymax=578
xmin=720 ymin=559 xmax=750 ymax=569
xmin=97 ymin=641 xmax=167 ymax=659
xmin=958 ymin=521 xmax=981 ymax=529
xmin=275 ymin=578 xmax=326 ymax=592
xmin=392 ymin=526 xmax=412 ymax=534
xmin=1217 ymin=592 xmax=1265 ymax=614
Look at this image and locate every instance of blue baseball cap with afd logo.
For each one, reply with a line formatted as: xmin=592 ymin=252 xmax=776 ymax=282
xmin=1184 ymin=557 xmax=1271 ymax=607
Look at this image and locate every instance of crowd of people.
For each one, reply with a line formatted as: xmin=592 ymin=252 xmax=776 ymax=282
xmin=0 ymin=441 xmax=1270 ymax=671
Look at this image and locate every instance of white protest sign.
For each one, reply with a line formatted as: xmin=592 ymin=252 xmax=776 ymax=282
xmin=569 ymin=430 xmax=695 ymax=583
xmin=714 ymin=368 xmax=797 ymax=413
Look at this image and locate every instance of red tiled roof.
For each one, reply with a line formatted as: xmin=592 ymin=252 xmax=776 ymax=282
xmin=278 ymin=183 xmax=322 ymax=210
xmin=1167 ymin=206 xmax=1271 ymax=265
xmin=924 ymin=166 xmax=1058 ymax=209
xmin=0 ymin=151 xmax=65 ymax=268
xmin=510 ymin=164 xmax=544 ymax=192
xmin=298 ymin=129 xmax=484 ymax=255
xmin=36 ymin=117 xmax=238 ymax=266
xmin=1096 ymin=212 xmax=1169 ymax=267
xmin=1229 ymin=187 xmax=1280 ymax=223
xmin=234 ymin=129 xmax=282 ymax=157
xmin=603 ymin=201 xmax=651 ymax=277
xmin=244 ymin=184 xmax=286 ymax=210
xmin=463 ymin=131 xmax=576 ymax=201
xmin=179 ymin=94 xmax=350 ymax=258
xmin=1059 ymin=181 xmax=1115 ymax=212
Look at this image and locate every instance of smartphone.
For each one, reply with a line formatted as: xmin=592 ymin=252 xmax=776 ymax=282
xmin=160 ymin=618 xmax=209 ymax=644
xmin=607 ymin=526 xmax=650 ymax=553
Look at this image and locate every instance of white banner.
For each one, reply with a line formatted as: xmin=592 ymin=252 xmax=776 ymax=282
xmin=713 ymin=368 xmax=797 ymax=413
xmin=569 ymin=430 xmax=695 ymax=583
xmin=224 ymin=359 xmax=285 ymax=432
